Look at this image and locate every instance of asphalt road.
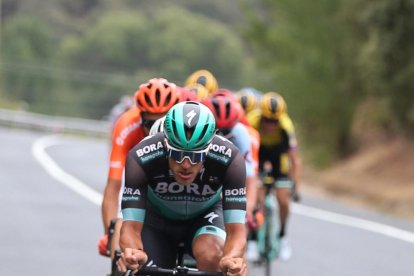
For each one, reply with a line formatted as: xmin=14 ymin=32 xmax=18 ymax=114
xmin=1 ymin=127 xmax=414 ymax=276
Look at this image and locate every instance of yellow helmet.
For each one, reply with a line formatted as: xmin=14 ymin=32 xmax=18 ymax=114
xmin=237 ymin=87 xmax=260 ymax=114
xmin=185 ymin=83 xmax=210 ymax=101
xmin=260 ymin=92 xmax=287 ymax=120
xmin=185 ymin=69 xmax=218 ymax=94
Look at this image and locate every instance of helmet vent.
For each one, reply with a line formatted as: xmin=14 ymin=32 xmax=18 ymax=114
xmin=144 ymin=93 xmax=153 ymax=107
xmin=155 ymin=89 xmax=161 ymax=105
xmin=270 ymin=98 xmax=278 ymax=113
xmin=197 ymin=76 xmax=207 ymax=86
xmin=171 ymin=121 xmax=180 ymax=145
xmin=184 ymin=125 xmax=194 ymax=140
xmin=225 ymin=100 xmax=231 ymax=118
xmin=241 ymin=97 xmax=247 ymax=109
xmin=165 ymin=93 xmax=172 ymax=106
xmin=212 ymin=99 xmax=220 ymax=116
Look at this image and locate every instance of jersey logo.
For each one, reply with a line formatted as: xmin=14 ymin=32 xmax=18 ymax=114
xmin=205 ymin=212 xmax=219 ymax=223
xmin=186 ymin=109 xmax=197 ymax=126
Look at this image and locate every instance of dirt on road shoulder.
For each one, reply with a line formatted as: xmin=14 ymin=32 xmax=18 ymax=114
xmin=304 ymin=137 xmax=414 ymax=220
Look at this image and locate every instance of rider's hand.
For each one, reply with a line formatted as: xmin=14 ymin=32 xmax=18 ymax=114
xmin=245 ymin=213 xmax=257 ymax=231
xmin=219 ymin=256 xmax=247 ymax=276
xmin=246 ymin=210 xmax=264 ymax=231
xmin=117 ymin=248 xmax=148 ymax=274
xmin=98 ymin=234 xmax=109 ymax=256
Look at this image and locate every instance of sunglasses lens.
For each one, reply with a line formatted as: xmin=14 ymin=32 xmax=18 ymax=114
xmin=167 ymin=148 xmax=207 ymax=164
xmin=262 ymin=117 xmax=278 ymax=124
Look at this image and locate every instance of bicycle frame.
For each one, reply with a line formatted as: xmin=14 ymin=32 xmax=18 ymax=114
xmin=255 ymin=180 xmax=280 ymax=276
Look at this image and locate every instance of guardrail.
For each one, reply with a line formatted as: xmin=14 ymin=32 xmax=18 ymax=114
xmin=0 ymin=108 xmax=110 ymax=137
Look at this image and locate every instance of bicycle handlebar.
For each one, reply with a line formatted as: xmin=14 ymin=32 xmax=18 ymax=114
xmin=125 ymin=266 xmax=222 ymax=276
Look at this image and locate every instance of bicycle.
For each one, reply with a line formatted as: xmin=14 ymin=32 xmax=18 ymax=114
xmin=254 ymin=172 xmax=280 ymax=276
xmin=112 ymin=243 xmax=221 ymax=276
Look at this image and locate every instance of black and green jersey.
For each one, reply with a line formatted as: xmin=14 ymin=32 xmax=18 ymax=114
xmin=121 ymin=132 xmax=246 ymax=224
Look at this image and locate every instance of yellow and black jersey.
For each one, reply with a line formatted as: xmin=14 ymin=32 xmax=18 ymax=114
xmin=246 ymin=110 xmax=297 ymax=148
xmin=246 ymin=109 xmax=297 ymax=181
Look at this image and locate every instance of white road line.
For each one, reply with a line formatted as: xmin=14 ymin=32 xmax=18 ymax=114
xmin=292 ymin=203 xmax=414 ymax=244
xmin=32 ymin=135 xmax=414 ymax=244
xmin=32 ymin=135 xmax=102 ymax=206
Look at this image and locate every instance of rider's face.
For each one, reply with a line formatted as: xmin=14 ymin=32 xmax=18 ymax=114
xmin=260 ymin=117 xmax=279 ymax=134
xmin=168 ymin=158 xmax=203 ymax=185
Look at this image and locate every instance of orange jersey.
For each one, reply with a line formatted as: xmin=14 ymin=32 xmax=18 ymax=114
xmin=247 ymin=126 xmax=260 ymax=175
xmin=108 ymin=107 xmax=146 ymax=181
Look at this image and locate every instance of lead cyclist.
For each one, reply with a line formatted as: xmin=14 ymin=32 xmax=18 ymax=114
xmin=117 ymin=101 xmax=248 ymax=275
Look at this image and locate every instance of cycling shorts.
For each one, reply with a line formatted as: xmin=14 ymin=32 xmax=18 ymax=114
xmin=259 ymin=176 xmax=293 ymax=189
xmin=141 ymin=200 xmax=226 ymax=268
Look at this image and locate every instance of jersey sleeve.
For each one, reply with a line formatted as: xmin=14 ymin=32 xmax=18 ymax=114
xmin=121 ymin=149 xmax=148 ymax=222
xmin=108 ymin=108 xmax=144 ymax=181
xmin=222 ymin=151 xmax=247 ymax=224
xmin=279 ymin=114 xmax=298 ymax=149
xmin=230 ymin=123 xmax=254 ymax=177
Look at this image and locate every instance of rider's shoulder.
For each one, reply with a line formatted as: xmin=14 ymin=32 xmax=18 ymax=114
xmin=245 ymin=109 xmax=261 ymax=129
xmin=278 ymin=113 xmax=295 ymax=132
xmin=207 ymin=135 xmax=240 ymax=164
xmin=113 ymin=106 xmax=142 ymax=128
xmin=130 ymin=133 xmax=165 ymax=162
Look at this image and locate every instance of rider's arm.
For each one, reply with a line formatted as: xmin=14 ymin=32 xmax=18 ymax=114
xmin=222 ymin=152 xmax=247 ymax=258
xmin=289 ymin=147 xmax=301 ymax=190
xmin=120 ymin=221 xmax=144 ymax=251
xmin=102 ymin=109 xmax=144 ymax=232
xmin=119 ymin=152 xmax=149 ymax=251
xmin=101 ymin=178 xmax=122 ymax=233
xmin=101 ymin=113 xmax=130 ymax=232
xmin=245 ymin=176 xmax=257 ymax=215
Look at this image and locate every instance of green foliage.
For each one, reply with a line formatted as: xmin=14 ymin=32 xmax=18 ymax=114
xmin=244 ymin=0 xmax=359 ymax=165
xmin=24 ymin=6 xmax=252 ymax=119
xmin=1 ymin=16 xmax=56 ymax=109
xmin=349 ymin=0 xmax=414 ymax=133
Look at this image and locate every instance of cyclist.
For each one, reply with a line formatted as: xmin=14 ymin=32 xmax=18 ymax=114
xmin=236 ymin=87 xmax=261 ymax=115
xmin=117 ymin=101 xmax=247 ymax=276
xmin=99 ymin=78 xmax=180 ymax=261
xmin=247 ymin=92 xmax=302 ymax=261
xmin=186 ymin=83 xmax=210 ymax=101
xmin=202 ymin=91 xmax=258 ymax=216
xmin=185 ymin=69 xmax=219 ymax=94
xmin=177 ymin=86 xmax=198 ymax=102
xmin=202 ymin=90 xmax=262 ymax=262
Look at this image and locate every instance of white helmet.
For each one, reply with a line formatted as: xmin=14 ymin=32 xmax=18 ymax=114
xmin=149 ymin=116 xmax=166 ymax=136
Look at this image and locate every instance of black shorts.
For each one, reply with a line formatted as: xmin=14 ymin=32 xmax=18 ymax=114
xmin=141 ymin=200 xmax=225 ymax=268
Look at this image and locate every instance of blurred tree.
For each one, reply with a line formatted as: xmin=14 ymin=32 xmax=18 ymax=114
xmin=349 ymin=0 xmax=414 ymax=134
xmin=147 ymin=8 xmax=248 ymax=88
xmin=57 ymin=8 xmax=251 ymax=118
xmin=1 ymin=16 xmax=56 ymax=112
xmin=244 ymin=0 xmax=360 ymax=165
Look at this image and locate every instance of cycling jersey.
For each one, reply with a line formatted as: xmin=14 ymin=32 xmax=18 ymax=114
xmin=246 ymin=126 xmax=260 ymax=175
xmin=226 ymin=122 xmax=254 ymax=177
xmin=121 ymin=131 xmax=247 ymax=268
xmin=247 ymin=110 xmax=297 ymax=148
xmin=121 ymin=132 xmax=247 ymax=223
xmin=108 ymin=107 xmax=146 ymax=181
xmin=247 ymin=110 xmax=297 ymax=185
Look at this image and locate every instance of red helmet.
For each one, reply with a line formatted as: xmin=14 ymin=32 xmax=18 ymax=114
xmin=211 ymin=88 xmax=238 ymax=101
xmin=177 ymin=86 xmax=198 ymax=102
xmin=135 ymin=78 xmax=179 ymax=113
xmin=202 ymin=93 xmax=240 ymax=129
